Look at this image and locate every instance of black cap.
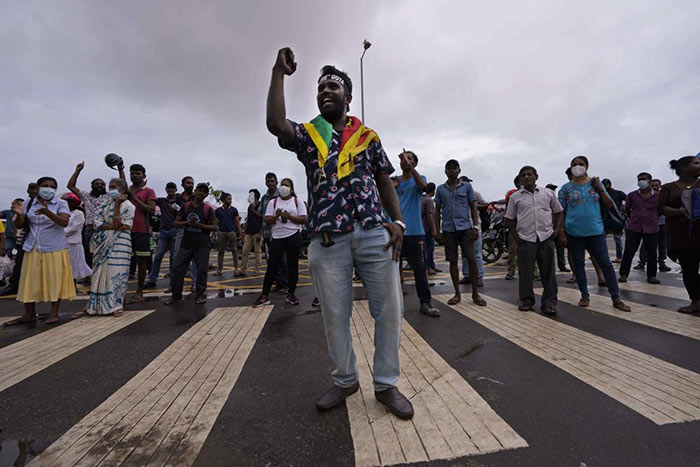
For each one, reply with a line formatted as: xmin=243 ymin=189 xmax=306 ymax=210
xmin=545 ymin=184 xmax=557 ymax=191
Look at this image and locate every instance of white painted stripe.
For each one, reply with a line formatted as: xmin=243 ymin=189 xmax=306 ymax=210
xmin=436 ymin=294 xmax=700 ymax=425
xmin=29 ymin=305 xmax=272 ymax=467
xmin=0 ymin=310 xmax=154 ymax=393
xmin=348 ymin=301 xmax=527 ymax=466
xmin=618 ymin=281 xmax=690 ymax=301
xmin=0 ymin=316 xmax=21 ymax=326
xmin=550 ymin=287 xmax=700 ymax=340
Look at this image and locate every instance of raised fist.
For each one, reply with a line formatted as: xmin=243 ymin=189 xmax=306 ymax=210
xmin=274 ymin=47 xmax=297 ymax=76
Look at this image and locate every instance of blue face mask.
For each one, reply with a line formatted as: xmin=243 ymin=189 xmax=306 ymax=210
xmin=39 ymin=187 xmax=56 ymax=200
xmin=108 ymin=189 xmax=120 ymax=199
xmin=637 ymin=180 xmax=650 ymax=189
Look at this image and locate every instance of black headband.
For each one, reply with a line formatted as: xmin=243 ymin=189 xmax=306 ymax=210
xmin=319 ymin=74 xmax=350 ymax=93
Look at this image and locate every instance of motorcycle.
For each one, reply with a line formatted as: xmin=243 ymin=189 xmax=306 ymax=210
xmin=482 ymin=208 xmax=509 ymax=264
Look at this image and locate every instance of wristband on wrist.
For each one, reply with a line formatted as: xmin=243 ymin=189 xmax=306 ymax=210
xmin=393 ymin=220 xmax=406 ymax=232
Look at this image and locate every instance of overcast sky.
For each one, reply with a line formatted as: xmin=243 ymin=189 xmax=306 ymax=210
xmin=1 ymin=0 xmax=698 ymax=212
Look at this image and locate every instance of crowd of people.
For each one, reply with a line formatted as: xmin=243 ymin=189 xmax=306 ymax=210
xmin=0 ymin=46 xmax=698 ymax=421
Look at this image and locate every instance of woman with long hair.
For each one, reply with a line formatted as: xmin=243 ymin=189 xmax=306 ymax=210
xmin=74 ymin=178 xmax=135 ymax=318
xmin=253 ymin=178 xmax=307 ymax=307
xmin=658 ymin=156 xmax=700 ymax=313
xmin=558 ymin=156 xmax=630 ymax=311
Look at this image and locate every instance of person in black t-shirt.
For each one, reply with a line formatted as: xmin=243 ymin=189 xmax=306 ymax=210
xmin=240 ymin=188 xmax=263 ymax=275
xmin=602 ymin=178 xmax=627 ymax=263
xmin=145 ymin=182 xmax=180 ymax=288
xmin=166 ymin=183 xmax=217 ymax=305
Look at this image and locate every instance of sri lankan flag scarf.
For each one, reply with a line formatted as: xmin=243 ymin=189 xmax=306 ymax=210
xmin=302 ymin=115 xmax=379 ymax=180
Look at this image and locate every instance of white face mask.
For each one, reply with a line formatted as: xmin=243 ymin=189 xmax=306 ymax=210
xmin=637 ymin=180 xmax=650 ymax=189
xmin=571 ymin=166 xmax=587 ymax=178
xmin=248 ymin=193 xmax=256 ymax=204
xmin=279 ymin=186 xmax=291 ymax=197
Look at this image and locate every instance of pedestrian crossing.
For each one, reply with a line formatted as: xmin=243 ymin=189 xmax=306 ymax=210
xmin=550 ymin=287 xmax=700 ymax=340
xmin=435 ymin=294 xmax=700 ymax=425
xmin=618 ymin=281 xmax=690 ymax=301
xmin=0 ymin=279 xmax=698 ymax=465
xmin=0 ymin=310 xmax=154 ymax=393
xmin=348 ymin=301 xmax=527 ymax=466
xmin=29 ymin=305 xmax=272 ymax=467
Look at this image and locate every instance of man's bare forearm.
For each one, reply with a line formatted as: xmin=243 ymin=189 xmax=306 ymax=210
xmin=266 ymin=69 xmax=294 ymax=144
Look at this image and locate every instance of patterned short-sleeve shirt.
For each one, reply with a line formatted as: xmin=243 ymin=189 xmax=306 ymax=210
xmin=280 ymin=120 xmax=395 ymax=233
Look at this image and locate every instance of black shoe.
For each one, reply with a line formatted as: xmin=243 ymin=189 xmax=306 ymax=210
xmin=633 ymin=263 xmax=645 ymax=270
xmin=477 ymin=278 xmax=484 ymax=288
xmin=505 ymin=273 xmax=515 ymax=280
xmin=311 ymin=297 xmax=320 ymax=307
xmin=518 ymin=303 xmax=533 ymax=311
xmin=143 ymin=281 xmax=156 ymax=289
xmin=375 ymin=387 xmax=414 ymax=420
xmin=419 ymin=302 xmax=440 ymax=317
xmin=541 ymin=306 xmax=557 ymax=315
xmin=316 ymin=382 xmax=360 ymax=411
xmin=459 ymin=277 xmax=472 ymax=284
xmin=659 ymin=263 xmax=672 ymax=272
xmin=647 ymin=277 xmax=661 ymax=284
xmin=559 ymin=267 xmax=571 ymax=272
xmin=618 ymin=276 xmax=627 ymax=283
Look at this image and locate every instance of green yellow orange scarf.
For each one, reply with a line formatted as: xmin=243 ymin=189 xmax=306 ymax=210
xmin=302 ymin=115 xmax=378 ymax=180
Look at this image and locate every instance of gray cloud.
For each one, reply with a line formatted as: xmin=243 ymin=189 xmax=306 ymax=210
xmin=1 ymin=0 xmax=698 ymax=211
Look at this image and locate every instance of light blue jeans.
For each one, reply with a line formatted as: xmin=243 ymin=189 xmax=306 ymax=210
xmin=149 ymin=228 xmax=177 ymax=283
xmin=308 ymin=223 xmax=403 ymax=391
xmin=462 ymin=231 xmax=484 ymax=279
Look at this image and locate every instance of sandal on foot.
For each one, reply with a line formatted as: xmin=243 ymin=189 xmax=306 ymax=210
xmin=472 ymin=295 xmax=487 ymax=307
xmin=195 ymin=297 xmax=207 ymax=305
xmin=578 ymin=298 xmax=590 ymax=307
xmin=128 ymin=295 xmax=145 ymax=304
xmin=113 ymin=309 xmax=124 ymax=317
xmin=677 ymin=306 xmax=698 ymax=314
xmin=72 ymin=310 xmax=90 ymax=320
xmin=447 ymin=296 xmax=461 ymax=305
xmin=613 ymin=301 xmax=631 ymax=312
xmin=46 ymin=316 xmax=60 ymax=324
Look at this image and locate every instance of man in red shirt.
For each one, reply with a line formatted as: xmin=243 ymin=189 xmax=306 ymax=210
xmin=127 ymin=164 xmax=156 ymax=302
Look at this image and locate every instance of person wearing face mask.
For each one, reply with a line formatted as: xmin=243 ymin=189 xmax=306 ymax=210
xmin=259 ymin=172 xmax=288 ymax=291
xmin=558 ymin=156 xmax=631 ymax=311
xmin=637 ymin=179 xmax=672 ymax=272
xmin=618 ymin=172 xmax=661 ymax=284
xmin=213 ymin=192 xmax=242 ymax=276
xmin=239 ymin=189 xmax=263 ymax=276
xmin=4 ymin=177 xmax=75 ymax=326
xmin=253 ymin=178 xmax=307 ymax=307
xmin=72 ymin=179 xmax=135 ymax=318
xmin=67 ymin=160 xmax=126 ymax=269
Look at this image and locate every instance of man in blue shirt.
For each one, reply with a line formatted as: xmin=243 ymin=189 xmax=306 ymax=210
xmin=435 ymin=159 xmax=487 ymax=307
xmin=214 ymin=192 xmax=242 ymax=276
xmin=396 ymin=150 xmax=440 ymax=317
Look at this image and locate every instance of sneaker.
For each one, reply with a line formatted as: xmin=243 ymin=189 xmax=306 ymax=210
xmin=273 ymin=285 xmax=287 ymax=294
xmin=432 ymin=267 xmax=442 ymax=273
xmin=419 ymin=302 xmax=440 ymax=317
xmin=659 ymin=263 xmax=672 ymax=272
xmin=286 ymin=294 xmax=300 ymax=305
xmin=459 ymin=277 xmax=472 ymax=284
xmin=647 ymin=277 xmax=661 ymax=284
xmin=633 ymin=263 xmax=645 ymax=271
xmin=143 ymin=281 xmax=157 ymax=289
xmin=505 ymin=273 xmax=515 ymax=280
xmin=618 ymin=276 xmax=628 ymax=283
xmin=311 ymin=297 xmax=320 ymax=307
xmin=253 ymin=295 xmax=271 ymax=308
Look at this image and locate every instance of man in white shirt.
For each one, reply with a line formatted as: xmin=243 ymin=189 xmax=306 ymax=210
xmin=505 ymin=166 xmax=563 ymax=314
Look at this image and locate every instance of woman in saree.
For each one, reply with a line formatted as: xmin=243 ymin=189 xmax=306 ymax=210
xmin=74 ymin=178 xmax=134 ymax=318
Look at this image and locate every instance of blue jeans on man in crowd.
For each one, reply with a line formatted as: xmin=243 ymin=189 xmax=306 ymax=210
xmin=567 ymin=233 xmax=621 ymax=302
xmin=462 ymin=231 xmax=484 ymax=279
xmin=308 ymin=223 xmax=403 ymax=391
xmin=424 ymin=229 xmax=436 ymax=270
xmin=149 ymin=228 xmax=177 ymax=283
xmin=613 ymin=232 xmax=624 ymax=259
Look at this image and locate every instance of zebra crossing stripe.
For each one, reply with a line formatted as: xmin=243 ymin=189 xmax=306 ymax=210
xmin=348 ymin=301 xmax=527 ymax=466
xmin=549 ymin=287 xmax=700 ymax=340
xmin=0 ymin=310 xmax=154 ymax=394
xmin=436 ymin=294 xmax=700 ymax=425
xmin=0 ymin=316 xmax=21 ymax=326
xmin=618 ymin=281 xmax=690 ymax=301
xmin=29 ymin=305 xmax=272 ymax=467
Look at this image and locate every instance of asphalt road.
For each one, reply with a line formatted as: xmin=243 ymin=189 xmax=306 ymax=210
xmin=0 ymin=246 xmax=698 ymax=466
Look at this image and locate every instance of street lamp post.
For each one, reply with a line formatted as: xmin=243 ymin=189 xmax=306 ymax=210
xmin=360 ymin=39 xmax=371 ymax=123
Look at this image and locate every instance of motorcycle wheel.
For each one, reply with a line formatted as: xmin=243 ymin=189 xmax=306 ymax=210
xmin=483 ymin=238 xmax=503 ymax=264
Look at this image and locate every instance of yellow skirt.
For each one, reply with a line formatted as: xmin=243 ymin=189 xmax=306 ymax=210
xmin=17 ymin=248 xmax=76 ymax=303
